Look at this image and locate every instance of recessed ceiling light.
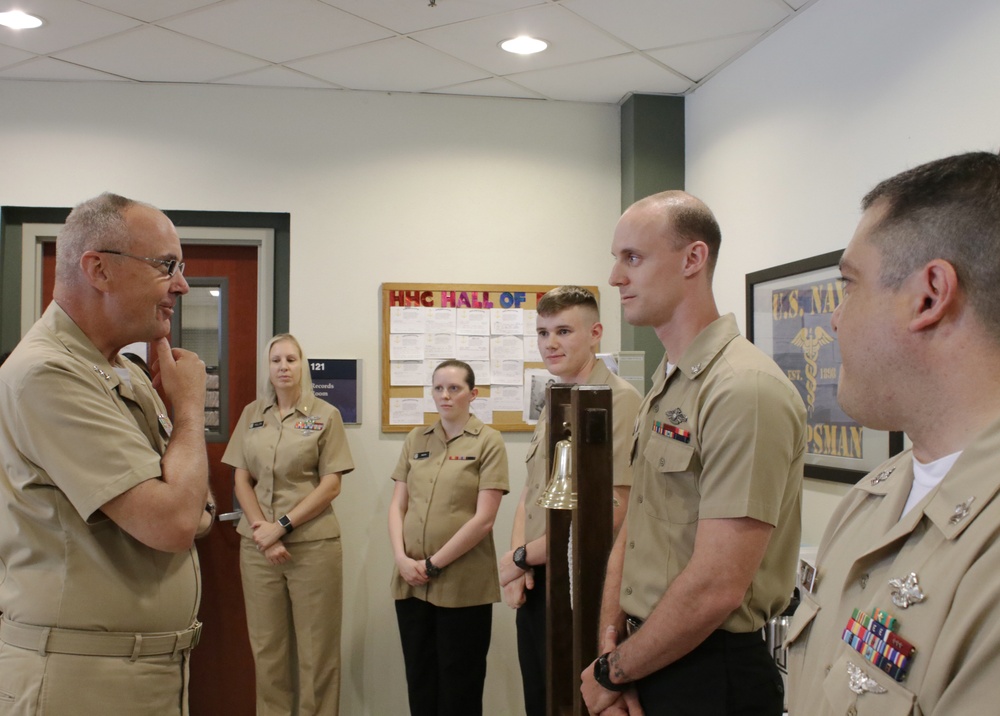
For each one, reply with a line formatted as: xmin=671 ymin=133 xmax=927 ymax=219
xmin=0 ymin=10 xmax=44 ymax=30
xmin=500 ymin=36 xmax=548 ymax=55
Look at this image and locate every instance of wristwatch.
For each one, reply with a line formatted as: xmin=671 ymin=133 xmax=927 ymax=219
xmin=278 ymin=514 xmax=294 ymax=534
xmin=513 ymin=544 xmax=529 ymax=570
xmin=594 ymin=652 xmax=629 ymax=692
xmin=425 ymin=557 xmax=442 ymax=578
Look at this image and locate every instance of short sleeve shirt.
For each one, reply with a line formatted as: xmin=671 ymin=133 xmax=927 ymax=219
xmin=522 ymin=361 xmax=642 ymax=542
xmin=0 ymin=302 xmax=200 ymax=632
xmin=390 ymin=416 xmax=509 ymax=607
xmin=620 ymin=314 xmax=806 ymax=632
xmin=222 ymin=396 xmax=354 ymax=543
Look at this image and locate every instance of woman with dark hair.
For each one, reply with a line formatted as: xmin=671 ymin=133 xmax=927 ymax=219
xmin=388 ymin=359 xmax=509 ymax=716
xmin=223 ymin=333 xmax=354 ymax=715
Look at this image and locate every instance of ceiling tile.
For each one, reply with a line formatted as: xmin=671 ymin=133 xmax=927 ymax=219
xmin=84 ymin=0 xmax=222 ymax=23
xmin=511 ymin=53 xmax=693 ymax=103
xmin=431 ymin=76 xmax=546 ymax=100
xmin=0 ymin=56 xmax=129 ymax=81
xmin=648 ymin=31 xmax=763 ymax=81
xmin=160 ymin=0 xmax=394 ymax=63
xmin=563 ymin=0 xmax=789 ymax=49
xmin=0 ymin=44 xmax=36 ymax=69
xmin=0 ymin=0 xmax=141 ymax=54
xmin=213 ymin=65 xmax=341 ymax=89
xmin=412 ymin=3 xmax=630 ymax=75
xmin=54 ymin=26 xmax=269 ymax=82
xmin=319 ymin=0 xmax=544 ymax=35
xmin=288 ymin=36 xmax=490 ymax=92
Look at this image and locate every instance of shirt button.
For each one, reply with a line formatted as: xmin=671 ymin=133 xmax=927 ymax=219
xmin=624 ymin=587 xmax=632 ymax=595
xmin=629 ymin=541 xmax=635 ymax=549
xmin=847 ymin=706 xmax=857 ymax=716
xmin=638 ymin=495 xmax=644 ymax=504
xmin=652 ymin=403 xmax=659 ymax=413
xmin=859 ymin=573 xmax=869 ymax=589
xmin=658 ymin=457 xmax=665 ymax=468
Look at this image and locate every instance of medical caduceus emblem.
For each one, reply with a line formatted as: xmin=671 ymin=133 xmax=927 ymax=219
xmin=791 ymin=327 xmax=834 ymax=415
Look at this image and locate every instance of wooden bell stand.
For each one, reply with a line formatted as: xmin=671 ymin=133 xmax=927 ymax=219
xmin=543 ymin=384 xmax=615 ymax=716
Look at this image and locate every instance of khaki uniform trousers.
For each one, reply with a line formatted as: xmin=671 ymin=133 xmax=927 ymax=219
xmin=240 ymin=536 xmax=343 ymax=716
xmin=0 ymin=619 xmax=197 ymax=715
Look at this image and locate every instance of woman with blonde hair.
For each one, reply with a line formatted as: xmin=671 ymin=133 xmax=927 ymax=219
xmin=223 ymin=333 xmax=354 ymax=715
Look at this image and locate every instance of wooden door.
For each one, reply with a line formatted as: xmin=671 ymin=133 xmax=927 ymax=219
xmin=42 ymin=243 xmax=259 ymax=715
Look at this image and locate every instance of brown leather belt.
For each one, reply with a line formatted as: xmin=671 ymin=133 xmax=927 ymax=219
xmin=0 ymin=616 xmax=202 ymax=660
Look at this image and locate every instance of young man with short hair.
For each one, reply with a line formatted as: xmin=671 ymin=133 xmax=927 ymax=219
xmin=500 ymin=285 xmax=640 ymax=716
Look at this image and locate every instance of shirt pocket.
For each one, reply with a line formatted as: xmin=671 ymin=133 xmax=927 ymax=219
xmin=641 ymin=435 xmax=699 ymax=524
xmin=785 ymin=590 xmax=819 ymax=648
xmin=821 ymin=650 xmax=916 ymax=716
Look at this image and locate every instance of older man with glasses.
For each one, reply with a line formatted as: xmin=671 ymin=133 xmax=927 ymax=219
xmin=0 ymin=192 xmax=213 ymax=715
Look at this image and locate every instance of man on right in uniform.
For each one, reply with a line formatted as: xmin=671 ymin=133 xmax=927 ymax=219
xmin=581 ymin=190 xmax=806 ymax=716
xmin=787 ymin=151 xmax=1000 ymax=715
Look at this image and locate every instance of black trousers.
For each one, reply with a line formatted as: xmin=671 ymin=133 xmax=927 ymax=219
xmin=515 ymin=565 xmax=547 ymax=716
xmin=394 ymin=597 xmax=493 ymax=716
xmin=634 ymin=628 xmax=784 ymax=716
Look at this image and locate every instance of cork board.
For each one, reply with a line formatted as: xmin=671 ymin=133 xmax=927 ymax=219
xmin=380 ymin=283 xmax=600 ymax=433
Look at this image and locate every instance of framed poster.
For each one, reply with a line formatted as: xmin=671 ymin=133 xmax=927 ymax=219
xmin=746 ymin=250 xmax=903 ymax=484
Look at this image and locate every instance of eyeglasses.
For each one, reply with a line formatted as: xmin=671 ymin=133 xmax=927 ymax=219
xmin=98 ymin=250 xmax=185 ymax=278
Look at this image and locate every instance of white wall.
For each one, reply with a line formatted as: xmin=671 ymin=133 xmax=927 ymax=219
xmin=686 ymin=0 xmax=1000 ymax=545
xmin=0 ymin=80 xmax=621 ymax=714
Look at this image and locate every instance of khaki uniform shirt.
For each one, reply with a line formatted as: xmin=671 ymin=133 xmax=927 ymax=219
xmin=391 ymin=417 xmax=509 ymax=608
xmin=620 ymin=314 xmax=805 ymax=632
xmin=522 ymin=361 xmax=641 ymax=542
xmin=787 ymin=414 xmax=1000 ymax=716
xmin=0 ymin=303 xmax=200 ymax=632
xmin=222 ymin=397 xmax=354 ymax=543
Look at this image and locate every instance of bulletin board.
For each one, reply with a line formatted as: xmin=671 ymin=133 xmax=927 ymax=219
xmin=381 ymin=283 xmax=600 ymax=433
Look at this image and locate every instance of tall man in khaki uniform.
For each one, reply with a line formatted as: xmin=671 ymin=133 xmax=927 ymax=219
xmin=787 ymin=152 xmax=1000 ymax=715
xmin=581 ymin=191 xmax=806 ymax=715
xmin=500 ymin=286 xmax=641 ymax=716
xmin=0 ymin=193 xmax=211 ymax=715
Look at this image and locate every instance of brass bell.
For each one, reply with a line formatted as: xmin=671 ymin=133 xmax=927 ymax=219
xmin=536 ymin=438 xmax=576 ymax=510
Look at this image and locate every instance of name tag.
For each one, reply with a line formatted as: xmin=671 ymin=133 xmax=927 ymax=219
xmin=414 ymin=451 xmax=430 ymax=460
xmin=250 ymin=420 xmax=264 ymax=429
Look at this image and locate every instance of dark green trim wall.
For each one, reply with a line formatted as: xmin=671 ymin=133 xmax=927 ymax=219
xmin=0 ymin=206 xmax=290 ymax=354
xmin=619 ymin=94 xmax=685 ymax=393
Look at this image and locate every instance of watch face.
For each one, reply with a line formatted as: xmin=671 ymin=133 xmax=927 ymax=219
xmin=514 ymin=546 xmax=528 ymax=568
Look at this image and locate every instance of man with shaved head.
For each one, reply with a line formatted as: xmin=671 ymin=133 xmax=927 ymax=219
xmin=581 ymin=191 xmax=806 ymax=716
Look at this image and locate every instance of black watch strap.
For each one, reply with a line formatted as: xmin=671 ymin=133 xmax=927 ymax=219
xmin=513 ymin=544 xmax=529 ymax=570
xmin=594 ymin=652 xmax=629 ymax=692
xmin=425 ymin=557 xmax=442 ymax=578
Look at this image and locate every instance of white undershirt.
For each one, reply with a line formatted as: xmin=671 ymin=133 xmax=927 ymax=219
xmin=902 ymin=450 xmax=962 ymax=517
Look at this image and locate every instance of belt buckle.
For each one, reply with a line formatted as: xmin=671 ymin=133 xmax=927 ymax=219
xmin=625 ymin=615 xmax=643 ymax=637
xmin=189 ymin=621 xmax=203 ymax=649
